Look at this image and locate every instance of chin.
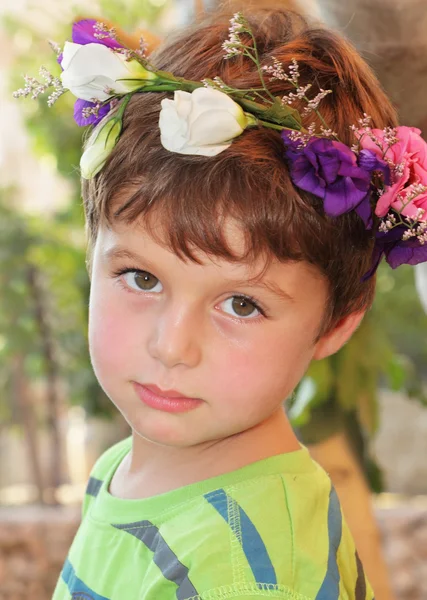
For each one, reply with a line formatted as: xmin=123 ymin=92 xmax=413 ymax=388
xmin=129 ymin=413 xmax=209 ymax=448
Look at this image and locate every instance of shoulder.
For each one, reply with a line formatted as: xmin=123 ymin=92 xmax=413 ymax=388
xmin=194 ymin=458 xmax=373 ymax=600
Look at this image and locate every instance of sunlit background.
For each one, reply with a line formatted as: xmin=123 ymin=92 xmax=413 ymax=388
xmin=1 ymin=1 xmax=427 ymax=599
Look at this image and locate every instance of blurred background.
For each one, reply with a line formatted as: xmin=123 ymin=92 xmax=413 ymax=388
xmin=1 ymin=0 xmax=427 ymax=599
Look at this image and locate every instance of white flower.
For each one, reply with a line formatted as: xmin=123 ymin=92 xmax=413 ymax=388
xmin=60 ymin=42 xmax=157 ymax=102
xmin=159 ymin=87 xmax=254 ymax=156
xmin=80 ymin=116 xmax=122 ymax=179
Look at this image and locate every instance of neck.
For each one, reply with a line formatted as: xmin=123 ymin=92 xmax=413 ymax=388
xmin=121 ymin=408 xmax=301 ymax=499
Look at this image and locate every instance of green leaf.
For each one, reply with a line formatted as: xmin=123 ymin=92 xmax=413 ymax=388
xmin=386 ymin=354 xmax=411 ymax=391
xmin=263 ymin=98 xmax=303 ymax=129
xmin=289 ymin=358 xmax=334 ymax=427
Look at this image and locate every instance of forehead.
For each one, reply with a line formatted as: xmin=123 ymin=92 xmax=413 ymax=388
xmin=95 ymin=218 xmax=328 ymax=302
xmin=98 ymin=218 xmax=261 ymax=275
xmin=107 ymin=192 xmax=251 ymax=256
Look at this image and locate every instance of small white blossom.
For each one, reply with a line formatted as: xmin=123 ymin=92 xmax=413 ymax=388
xmin=402 ymin=230 xmax=415 ymax=240
xmin=285 ymin=123 xmax=316 ymax=148
xmin=394 ymin=162 xmax=405 ymax=178
xmin=382 ymin=126 xmax=399 ymax=147
xmin=358 ymin=113 xmax=372 ymax=129
xmin=93 ymin=22 xmax=117 ymax=41
xmin=263 ymin=57 xmax=300 ymax=86
xmin=320 ymin=126 xmax=338 ymax=138
xmin=379 ymin=213 xmax=397 ymax=232
xmin=288 ymin=58 xmax=300 ymax=85
xmin=48 ymin=40 xmax=62 ymax=56
xmin=222 ymin=12 xmax=246 ymax=59
xmin=281 ymin=84 xmax=312 ymax=106
xmin=13 ymin=67 xmax=65 ymax=105
xmin=47 ymin=88 xmax=66 ymax=106
xmin=136 ymin=37 xmax=148 ymax=60
xmin=81 ymin=100 xmax=103 ymax=120
xmin=302 ymin=89 xmax=332 ymax=115
xmin=13 ymin=75 xmax=46 ymax=100
xmin=114 ymin=48 xmax=135 ymax=61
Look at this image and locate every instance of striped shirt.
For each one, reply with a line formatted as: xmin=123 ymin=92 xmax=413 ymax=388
xmin=53 ymin=437 xmax=374 ymax=600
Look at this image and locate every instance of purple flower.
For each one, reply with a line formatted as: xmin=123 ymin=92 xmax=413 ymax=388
xmin=74 ymin=99 xmax=111 ymax=126
xmin=358 ymin=148 xmax=390 ymax=185
xmin=282 ymin=132 xmax=372 ymax=220
xmin=362 ymin=225 xmax=427 ymax=280
xmin=72 ymin=19 xmax=122 ymax=49
xmin=356 ymin=149 xmax=391 ymax=228
xmin=57 ymin=19 xmax=123 ymax=67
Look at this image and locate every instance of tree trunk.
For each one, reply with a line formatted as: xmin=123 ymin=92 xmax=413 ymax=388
xmin=27 ymin=265 xmax=62 ymax=502
xmin=11 ymin=353 xmax=45 ymax=504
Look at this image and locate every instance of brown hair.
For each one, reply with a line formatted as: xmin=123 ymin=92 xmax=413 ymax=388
xmin=82 ymin=7 xmax=397 ymax=335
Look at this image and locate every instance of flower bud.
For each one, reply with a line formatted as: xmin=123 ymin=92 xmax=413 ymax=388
xmin=80 ymin=117 xmax=122 ymax=179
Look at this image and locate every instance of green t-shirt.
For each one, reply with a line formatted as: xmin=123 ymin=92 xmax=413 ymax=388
xmin=53 ymin=437 xmax=374 ymax=600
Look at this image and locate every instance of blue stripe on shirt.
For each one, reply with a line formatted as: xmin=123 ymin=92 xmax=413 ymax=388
xmin=204 ymin=488 xmax=277 ymax=585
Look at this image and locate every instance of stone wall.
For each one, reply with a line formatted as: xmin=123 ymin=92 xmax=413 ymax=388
xmin=377 ymin=504 xmax=427 ymax=600
xmin=373 ymin=392 xmax=427 ymax=495
xmin=0 ymin=503 xmax=426 ymax=600
xmin=0 ymin=506 xmax=79 ymax=600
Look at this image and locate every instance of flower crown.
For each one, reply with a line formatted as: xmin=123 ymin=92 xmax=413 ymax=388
xmin=14 ymin=14 xmax=427 ymax=278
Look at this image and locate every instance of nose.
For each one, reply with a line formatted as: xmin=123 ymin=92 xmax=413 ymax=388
xmin=147 ymin=301 xmax=202 ymax=369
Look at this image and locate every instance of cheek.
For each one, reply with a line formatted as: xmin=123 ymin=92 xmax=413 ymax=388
xmin=209 ymin=324 xmax=313 ymax=410
xmin=88 ymin=287 xmax=137 ymax=377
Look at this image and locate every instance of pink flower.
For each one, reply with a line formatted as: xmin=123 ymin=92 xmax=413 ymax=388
xmin=359 ymin=126 xmax=427 ymax=219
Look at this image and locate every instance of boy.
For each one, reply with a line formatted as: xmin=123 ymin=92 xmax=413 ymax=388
xmin=43 ymin=5 xmax=418 ymax=599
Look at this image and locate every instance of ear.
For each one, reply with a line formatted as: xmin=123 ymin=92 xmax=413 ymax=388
xmin=313 ymin=310 xmax=366 ymax=361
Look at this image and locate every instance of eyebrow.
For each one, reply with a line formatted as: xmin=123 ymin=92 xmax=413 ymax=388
xmin=103 ymin=246 xmax=295 ymax=303
xmin=231 ymin=277 xmax=295 ymax=303
xmin=103 ymin=247 xmax=144 ymax=263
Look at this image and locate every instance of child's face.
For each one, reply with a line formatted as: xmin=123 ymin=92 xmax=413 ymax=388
xmin=88 ymin=217 xmax=330 ymax=447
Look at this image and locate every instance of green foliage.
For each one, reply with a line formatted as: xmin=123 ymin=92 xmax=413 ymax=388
xmin=97 ymin=0 xmax=168 ymax=29
xmin=291 ymin=263 xmax=427 ymax=437
xmin=0 ymin=190 xmax=91 ymax=418
xmin=289 ymin=261 xmax=427 ymax=491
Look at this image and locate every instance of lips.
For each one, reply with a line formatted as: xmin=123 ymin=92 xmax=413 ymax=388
xmin=143 ymin=384 xmax=196 ymax=400
xmin=133 ymin=382 xmax=203 ymax=413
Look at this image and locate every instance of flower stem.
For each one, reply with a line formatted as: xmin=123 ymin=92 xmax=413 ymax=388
xmin=115 ymin=93 xmax=132 ymax=119
xmin=242 ymin=49 xmax=276 ymax=104
xmin=244 ymin=29 xmax=277 ymax=104
xmin=247 ymin=117 xmax=306 ymax=133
